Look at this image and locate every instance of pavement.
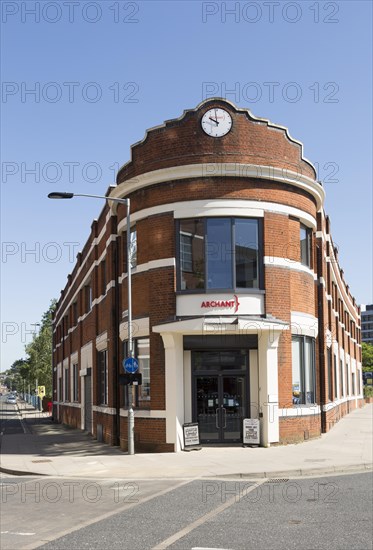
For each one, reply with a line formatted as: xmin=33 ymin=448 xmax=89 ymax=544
xmin=0 ymin=400 xmax=372 ymax=479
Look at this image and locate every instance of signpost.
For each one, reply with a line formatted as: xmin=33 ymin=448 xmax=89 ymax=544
xmin=122 ymin=357 xmax=141 ymax=456
xmin=36 ymin=385 xmax=45 ymax=413
xmin=123 ymin=357 xmax=139 ymax=374
xmin=119 ymin=373 xmax=142 ymax=386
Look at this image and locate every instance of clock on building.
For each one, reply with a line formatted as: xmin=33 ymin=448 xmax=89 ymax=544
xmin=201 ymin=107 xmax=232 ymax=137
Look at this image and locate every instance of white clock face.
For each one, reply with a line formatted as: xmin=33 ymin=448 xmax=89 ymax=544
xmin=201 ymin=108 xmax=232 ymax=137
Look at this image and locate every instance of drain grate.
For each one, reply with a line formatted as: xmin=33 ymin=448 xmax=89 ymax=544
xmin=31 ymin=459 xmax=52 ymax=463
xmin=266 ymin=478 xmax=289 ymax=483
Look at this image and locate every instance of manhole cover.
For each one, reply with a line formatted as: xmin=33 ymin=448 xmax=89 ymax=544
xmin=31 ymin=459 xmax=52 ymax=463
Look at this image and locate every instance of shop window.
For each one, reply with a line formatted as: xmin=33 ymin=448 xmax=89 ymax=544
xmin=72 ymin=363 xmax=79 ymax=402
xmin=292 ymin=336 xmax=316 ymax=405
xmin=97 ymin=349 xmax=108 ymax=405
xmin=178 ymin=217 xmax=261 ymax=291
xmin=300 ymin=224 xmax=312 ymax=267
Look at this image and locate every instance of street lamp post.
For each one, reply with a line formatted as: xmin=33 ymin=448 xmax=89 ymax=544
xmin=31 ymin=323 xmax=41 ymax=410
xmin=48 ymin=191 xmax=135 ymax=454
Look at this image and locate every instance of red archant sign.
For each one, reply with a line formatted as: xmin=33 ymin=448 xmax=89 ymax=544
xmin=201 ymin=294 xmax=240 ymax=313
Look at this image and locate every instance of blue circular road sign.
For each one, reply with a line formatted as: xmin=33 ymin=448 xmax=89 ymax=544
xmin=123 ymin=357 xmax=139 ymax=374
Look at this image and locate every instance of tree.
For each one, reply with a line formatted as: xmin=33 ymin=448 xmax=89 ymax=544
xmin=24 ymin=299 xmax=56 ymax=396
xmin=362 ymin=342 xmax=373 ymax=372
xmin=4 ymin=359 xmax=30 ymax=393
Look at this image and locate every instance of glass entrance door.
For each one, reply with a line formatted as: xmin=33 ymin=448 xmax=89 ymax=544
xmin=195 ymin=373 xmax=247 ymax=443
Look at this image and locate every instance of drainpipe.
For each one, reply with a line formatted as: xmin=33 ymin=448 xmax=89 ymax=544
xmin=316 ymin=243 xmax=326 ymax=432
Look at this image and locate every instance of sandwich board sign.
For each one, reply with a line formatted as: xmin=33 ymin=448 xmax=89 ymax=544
xmin=183 ymin=422 xmax=200 ymax=450
xmin=243 ymin=418 xmax=260 ymax=445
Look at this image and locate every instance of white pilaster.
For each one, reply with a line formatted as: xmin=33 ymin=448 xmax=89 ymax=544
xmin=258 ymin=332 xmax=281 ymax=446
xmin=160 ymin=333 xmax=185 ymax=451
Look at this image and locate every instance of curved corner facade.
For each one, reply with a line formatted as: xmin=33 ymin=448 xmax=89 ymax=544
xmin=52 ymin=99 xmax=363 ymax=452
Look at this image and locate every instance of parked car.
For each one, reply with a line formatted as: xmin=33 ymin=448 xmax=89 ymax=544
xmin=6 ymin=394 xmax=17 ymax=404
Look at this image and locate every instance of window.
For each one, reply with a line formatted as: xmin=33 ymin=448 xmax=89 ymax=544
xmin=292 ymin=336 xmax=316 ymax=405
xmin=97 ymin=349 xmax=108 ymax=405
xmin=340 ymin=359 xmax=344 ymax=397
xmin=72 ymin=301 xmax=78 ymax=325
xmin=327 ymin=348 xmax=333 ymax=402
xmin=178 ymin=218 xmax=261 ymax=291
xmin=58 ymin=376 xmax=62 ymax=402
xmin=179 ymin=220 xmax=205 ymax=290
xmin=300 ymin=224 xmax=312 ymax=267
xmin=333 ymin=354 xmax=338 ymax=400
xmin=72 ymin=363 xmax=79 ymax=402
xmin=123 ymin=338 xmax=150 ymax=402
xmin=101 ymin=260 xmax=107 ymax=295
xmin=137 ymin=339 xmax=150 ymax=399
xmin=85 ymin=283 xmax=93 ymax=313
xmin=130 ymin=228 xmax=137 ymax=268
xmin=64 ymin=368 xmax=69 ymax=402
xmin=345 ymin=362 xmax=350 ymax=395
xmin=351 ymin=372 xmax=355 ymax=395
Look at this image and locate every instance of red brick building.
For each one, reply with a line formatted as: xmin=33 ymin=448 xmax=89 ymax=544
xmin=52 ymin=98 xmax=363 ymax=452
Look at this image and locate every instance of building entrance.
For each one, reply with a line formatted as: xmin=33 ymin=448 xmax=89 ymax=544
xmin=192 ymin=350 xmax=249 ymax=443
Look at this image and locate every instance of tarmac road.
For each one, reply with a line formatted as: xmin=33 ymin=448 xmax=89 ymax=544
xmin=1 ymin=471 xmax=372 ymax=550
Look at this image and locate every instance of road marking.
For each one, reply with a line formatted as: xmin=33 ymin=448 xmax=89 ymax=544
xmin=1 ymin=531 xmax=36 ymax=536
xmin=19 ymin=478 xmax=195 ymax=550
xmin=152 ymin=479 xmax=266 ymax=550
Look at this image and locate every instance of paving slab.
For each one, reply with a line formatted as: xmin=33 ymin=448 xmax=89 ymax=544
xmin=0 ymin=401 xmax=371 ymax=479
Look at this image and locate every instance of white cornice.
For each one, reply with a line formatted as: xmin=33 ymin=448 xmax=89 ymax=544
xmin=110 ymin=163 xmax=324 ymax=211
xmin=264 ymin=257 xmax=317 ymax=279
xmin=117 ymin=198 xmax=316 ymax=235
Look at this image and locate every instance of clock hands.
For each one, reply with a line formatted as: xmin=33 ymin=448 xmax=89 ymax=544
xmin=209 ymin=116 xmax=219 ymax=126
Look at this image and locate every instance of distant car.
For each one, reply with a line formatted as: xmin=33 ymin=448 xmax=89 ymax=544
xmin=363 ymin=372 xmax=373 ymax=385
xmin=6 ymin=395 xmax=17 ymax=404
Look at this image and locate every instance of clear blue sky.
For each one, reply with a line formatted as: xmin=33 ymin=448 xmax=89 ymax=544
xmin=1 ymin=0 xmax=372 ymax=371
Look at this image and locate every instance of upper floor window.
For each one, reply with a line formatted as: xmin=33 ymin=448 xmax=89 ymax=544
xmin=101 ymin=260 xmax=107 ymax=296
xmin=130 ymin=228 xmax=137 ymax=268
xmin=72 ymin=301 xmax=78 ymax=325
xmin=300 ymin=224 xmax=312 ymax=267
xmin=178 ymin=218 xmax=262 ymax=292
xmin=123 ymin=227 xmax=137 ymax=270
xmin=85 ymin=283 xmax=93 ymax=313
